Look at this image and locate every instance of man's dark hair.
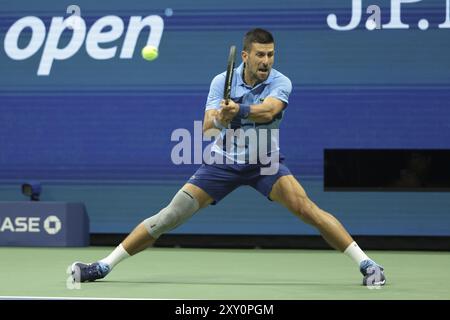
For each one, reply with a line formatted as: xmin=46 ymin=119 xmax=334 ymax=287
xmin=243 ymin=28 xmax=274 ymax=52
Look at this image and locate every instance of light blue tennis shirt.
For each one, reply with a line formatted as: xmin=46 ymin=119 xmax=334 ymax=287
xmin=205 ymin=62 xmax=292 ymax=165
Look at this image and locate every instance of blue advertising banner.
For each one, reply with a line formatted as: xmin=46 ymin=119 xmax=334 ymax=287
xmin=0 ymin=202 xmax=89 ymax=246
xmin=1 ymin=0 xmax=449 ymax=236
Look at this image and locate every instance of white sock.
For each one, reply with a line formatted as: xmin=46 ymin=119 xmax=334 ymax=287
xmin=99 ymin=243 xmax=130 ymax=269
xmin=344 ymin=241 xmax=370 ymax=266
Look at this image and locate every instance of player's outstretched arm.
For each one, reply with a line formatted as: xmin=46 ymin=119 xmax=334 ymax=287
xmin=246 ymin=97 xmax=285 ymax=123
xmin=220 ymin=97 xmax=285 ymax=123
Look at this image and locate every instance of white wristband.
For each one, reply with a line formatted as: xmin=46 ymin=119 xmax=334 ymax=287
xmin=213 ymin=117 xmax=226 ymax=130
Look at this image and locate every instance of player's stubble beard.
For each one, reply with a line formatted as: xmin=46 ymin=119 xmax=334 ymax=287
xmin=243 ymin=62 xmax=271 ymax=87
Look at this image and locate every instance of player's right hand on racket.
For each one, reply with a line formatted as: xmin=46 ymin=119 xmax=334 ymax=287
xmin=219 ymin=99 xmax=239 ymax=121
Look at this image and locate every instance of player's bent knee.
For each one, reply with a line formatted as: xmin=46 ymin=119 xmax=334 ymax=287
xmin=142 ymin=189 xmax=200 ymax=239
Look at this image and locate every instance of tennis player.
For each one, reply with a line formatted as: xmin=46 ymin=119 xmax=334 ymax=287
xmin=71 ymin=28 xmax=386 ymax=286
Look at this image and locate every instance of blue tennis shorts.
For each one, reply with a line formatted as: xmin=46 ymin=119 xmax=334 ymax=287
xmin=187 ymin=159 xmax=292 ymax=204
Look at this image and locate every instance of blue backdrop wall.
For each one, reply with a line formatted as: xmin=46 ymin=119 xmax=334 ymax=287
xmin=1 ymin=0 xmax=449 ymax=236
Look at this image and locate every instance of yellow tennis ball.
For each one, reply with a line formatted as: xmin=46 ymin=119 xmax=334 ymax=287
xmin=141 ymin=45 xmax=158 ymax=61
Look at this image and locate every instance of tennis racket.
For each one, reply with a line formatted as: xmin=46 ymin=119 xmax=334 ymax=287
xmin=223 ymin=45 xmax=236 ymax=105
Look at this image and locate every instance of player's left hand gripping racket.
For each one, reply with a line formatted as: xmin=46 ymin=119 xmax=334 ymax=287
xmin=223 ymin=45 xmax=236 ymax=105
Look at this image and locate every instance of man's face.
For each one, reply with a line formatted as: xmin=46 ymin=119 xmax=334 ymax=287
xmin=242 ymin=42 xmax=275 ymax=84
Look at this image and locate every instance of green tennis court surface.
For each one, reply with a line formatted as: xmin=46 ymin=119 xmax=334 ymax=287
xmin=0 ymin=247 xmax=449 ymax=299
